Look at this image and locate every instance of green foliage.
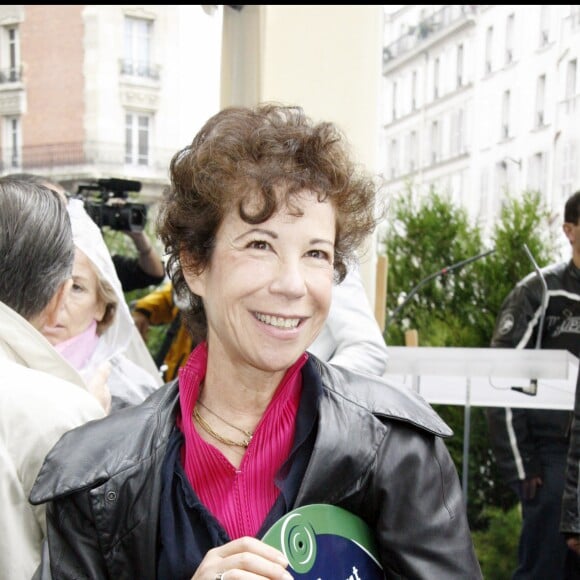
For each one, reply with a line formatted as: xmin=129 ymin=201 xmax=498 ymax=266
xmin=383 ymin=188 xmax=489 ymax=347
xmin=472 ymin=505 xmax=521 ymax=579
xmin=381 ymin=186 xmax=558 ymax=574
xmin=146 ymin=323 xmax=172 ymax=362
xmin=478 ymin=190 xmax=557 ymax=339
xmin=383 ymin=188 xmax=557 ymax=348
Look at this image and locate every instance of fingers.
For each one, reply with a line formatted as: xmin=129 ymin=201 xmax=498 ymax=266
xmin=85 ymin=362 xmax=112 ymax=414
xmin=567 ymin=536 xmax=580 ymax=555
xmin=521 ymin=476 xmax=543 ymax=501
xmin=131 ymin=311 xmax=150 ymax=339
xmin=192 ymin=537 xmax=292 ymax=580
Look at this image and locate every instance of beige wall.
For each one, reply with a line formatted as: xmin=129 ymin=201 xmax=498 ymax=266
xmin=21 ymin=5 xmax=85 ymax=147
xmin=221 ymin=5 xmax=384 ymax=307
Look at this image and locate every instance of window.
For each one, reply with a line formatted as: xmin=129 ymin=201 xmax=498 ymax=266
xmin=527 ymin=151 xmax=547 ymax=193
xmin=535 ymin=74 xmax=546 ymax=127
xmin=0 ymin=25 xmax=20 ymax=82
xmin=123 ymin=16 xmax=153 ymax=78
xmin=125 ymin=112 xmax=150 ymax=166
xmin=433 ymin=57 xmax=440 ymax=99
xmin=450 ymin=109 xmax=464 ymax=156
xmin=539 ymin=6 xmax=549 ymax=46
xmin=389 ymin=138 xmax=398 ymax=179
xmin=566 ymin=59 xmax=577 ymax=102
xmin=505 ymin=14 xmax=514 ymax=64
xmin=456 ymin=44 xmax=464 ymax=87
xmin=479 ymin=168 xmax=490 ymax=221
xmin=392 ymin=81 xmax=397 ymax=120
xmin=430 ymin=120 xmax=440 ymax=164
xmin=494 ymin=161 xmax=508 ymax=214
xmin=572 ymin=5 xmax=580 ymax=30
xmin=3 ymin=116 xmax=21 ymax=168
xmin=485 ymin=26 xmax=493 ymax=74
xmin=501 ymin=90 xmax=511 ymax=139
xmin=561 ymin=142 xmax=577 ymax=197
xmin=409 ymin=130 xmax=417 ymax=172
xmin=450 ymin=171 xmax=465 ymax=206
xmin=411 ymin=70 xmax=417 ymax=111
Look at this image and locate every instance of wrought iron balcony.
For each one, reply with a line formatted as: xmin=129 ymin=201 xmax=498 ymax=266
xmin=119 ymin=59 xmax=160 ymax=81
xmin=0 ymin=141 xmax=175 ymax=175
xmin=0 ymin=66 xmax=23 ymax=84
xmin=384 ymin=5 xmax=478 ymax=66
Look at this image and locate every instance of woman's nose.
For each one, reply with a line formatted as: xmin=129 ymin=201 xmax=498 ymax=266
xmin=269 ymin=259 xmax=307 ymax=299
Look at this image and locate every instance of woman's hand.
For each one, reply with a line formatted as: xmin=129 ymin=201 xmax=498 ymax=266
xmin=86 ymin=361 xmax=112 ymax=414
xmin=132 ymin=310 xmax=150 ymax=341
xmin=191 ymin=537 xmax=292 ymax=580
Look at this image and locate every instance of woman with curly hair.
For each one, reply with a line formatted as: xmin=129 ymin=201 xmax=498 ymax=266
xmin=31 ymin=104 xmax=481 ymax=579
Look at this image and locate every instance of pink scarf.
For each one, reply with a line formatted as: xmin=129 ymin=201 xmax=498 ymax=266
xmin=55 ymin=319 xmax=100 ymax=370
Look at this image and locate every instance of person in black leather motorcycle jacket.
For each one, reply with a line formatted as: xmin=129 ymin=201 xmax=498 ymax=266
xmin=560 ymin=190 xmax=580 ymax=559
xmin=486 ymin=190 xmax=580 ymax=579
xmin=30 ymin=103 xmax=482 ymax=579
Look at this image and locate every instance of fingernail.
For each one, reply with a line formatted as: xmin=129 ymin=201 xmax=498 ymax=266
xmin=282 ymin=572 xmax=294 ymax=580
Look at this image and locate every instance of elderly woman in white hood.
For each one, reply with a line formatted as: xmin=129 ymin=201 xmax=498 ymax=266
xmin=42 ymin=198 xmax=162 ymax=412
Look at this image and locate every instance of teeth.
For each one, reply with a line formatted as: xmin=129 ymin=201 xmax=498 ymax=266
xmin=255 ymin=313 xmax=300 ymax=329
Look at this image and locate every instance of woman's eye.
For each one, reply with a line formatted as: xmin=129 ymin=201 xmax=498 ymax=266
xmin=306 ymin=249 xmax=331 ymax=261
xmin=247 ymin=240 xmax=271 ymax=251
xmin=71 ymin=283 xmax=85 ymax=292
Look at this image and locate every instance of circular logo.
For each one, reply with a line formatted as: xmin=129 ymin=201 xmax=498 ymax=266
xmin=280 ymin=512 xmax=317 ymax=573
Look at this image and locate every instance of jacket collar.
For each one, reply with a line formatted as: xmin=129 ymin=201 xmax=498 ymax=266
xmin=313 ymin=356 xmax=452 ymax=436
xmin=0 ymin=300 xmax=85 ymax=388
xmin=30 ymin=381 xmax=180 ymax=505
xmin=295 ymin=357 xmax=452 ymax=505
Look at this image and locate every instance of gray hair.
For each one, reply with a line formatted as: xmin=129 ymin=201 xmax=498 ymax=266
xmin=0 ymin=179 xmax=74 ymax=320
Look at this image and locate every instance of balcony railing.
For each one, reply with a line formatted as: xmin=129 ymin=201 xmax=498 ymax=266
xmin=0 ymin=141 xmax=175 ymax=174
xmin=119 ymin=59 xmax=160 ymax=81
xmin=384 ymin=5 xmax=478 ymax=65
xmin=0 ymin=66 xmax=23 ymax=84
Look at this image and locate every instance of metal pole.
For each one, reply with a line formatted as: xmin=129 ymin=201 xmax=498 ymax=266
xmin=462 ymin=377 xmax=471 ymax=506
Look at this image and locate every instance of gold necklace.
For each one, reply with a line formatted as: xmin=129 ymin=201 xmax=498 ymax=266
xmin=193 ymin=404 xmax=253 ymax=449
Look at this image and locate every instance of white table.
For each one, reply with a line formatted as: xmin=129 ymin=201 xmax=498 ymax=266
xmin=382 ymin=347 xmax=579 ymax=502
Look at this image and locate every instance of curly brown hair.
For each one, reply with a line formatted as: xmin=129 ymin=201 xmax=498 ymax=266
xmin=156 ymin=103 xmax=381 ymax=343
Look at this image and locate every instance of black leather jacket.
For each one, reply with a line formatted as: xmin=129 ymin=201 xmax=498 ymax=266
xmin=561 ymin=364 xmax=580 ymax=537
xmin=31 ymin=356 xmax=482 ymax=579
xmin=486 ymin=260 xmax=580 ymax=483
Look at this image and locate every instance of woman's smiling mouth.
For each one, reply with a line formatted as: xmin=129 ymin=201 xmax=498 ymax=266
xmin=254 ymin=312 xmax=301 ymax=329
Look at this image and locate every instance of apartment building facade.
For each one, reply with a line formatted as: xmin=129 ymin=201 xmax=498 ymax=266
xmin=0 ymin=5 xmax=225 ymax=200
xmin=382 ymin=5 xmax=580 ymax=248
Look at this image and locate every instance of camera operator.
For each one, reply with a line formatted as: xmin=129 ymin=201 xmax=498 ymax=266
xmin=113 ymin=229 xmax=165 ymax=292
xmin=7 ymin=173 xmax=165 ymax=292
xmin=76 ymin=177 xmax=166 ymax=292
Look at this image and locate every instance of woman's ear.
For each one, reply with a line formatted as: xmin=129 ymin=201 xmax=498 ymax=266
xmin=183 ymin=269 xmax=207 ymax=298
xmin=94 ymin=298 xmax=107 ymax=323
xmin=44 ymin=278 xmax=73 ymax=327
xmin=180 ymin=252 xmax=207 ymax=298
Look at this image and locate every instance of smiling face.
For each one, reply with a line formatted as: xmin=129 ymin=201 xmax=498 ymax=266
xmin=183 ymin=189 xmax=336 ymax=376
xmin=42 ymin=248 xmax=107 ymax=345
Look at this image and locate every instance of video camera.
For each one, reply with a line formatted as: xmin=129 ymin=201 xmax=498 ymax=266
xmin=76 ymin=178 xmax=147 ymax=232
